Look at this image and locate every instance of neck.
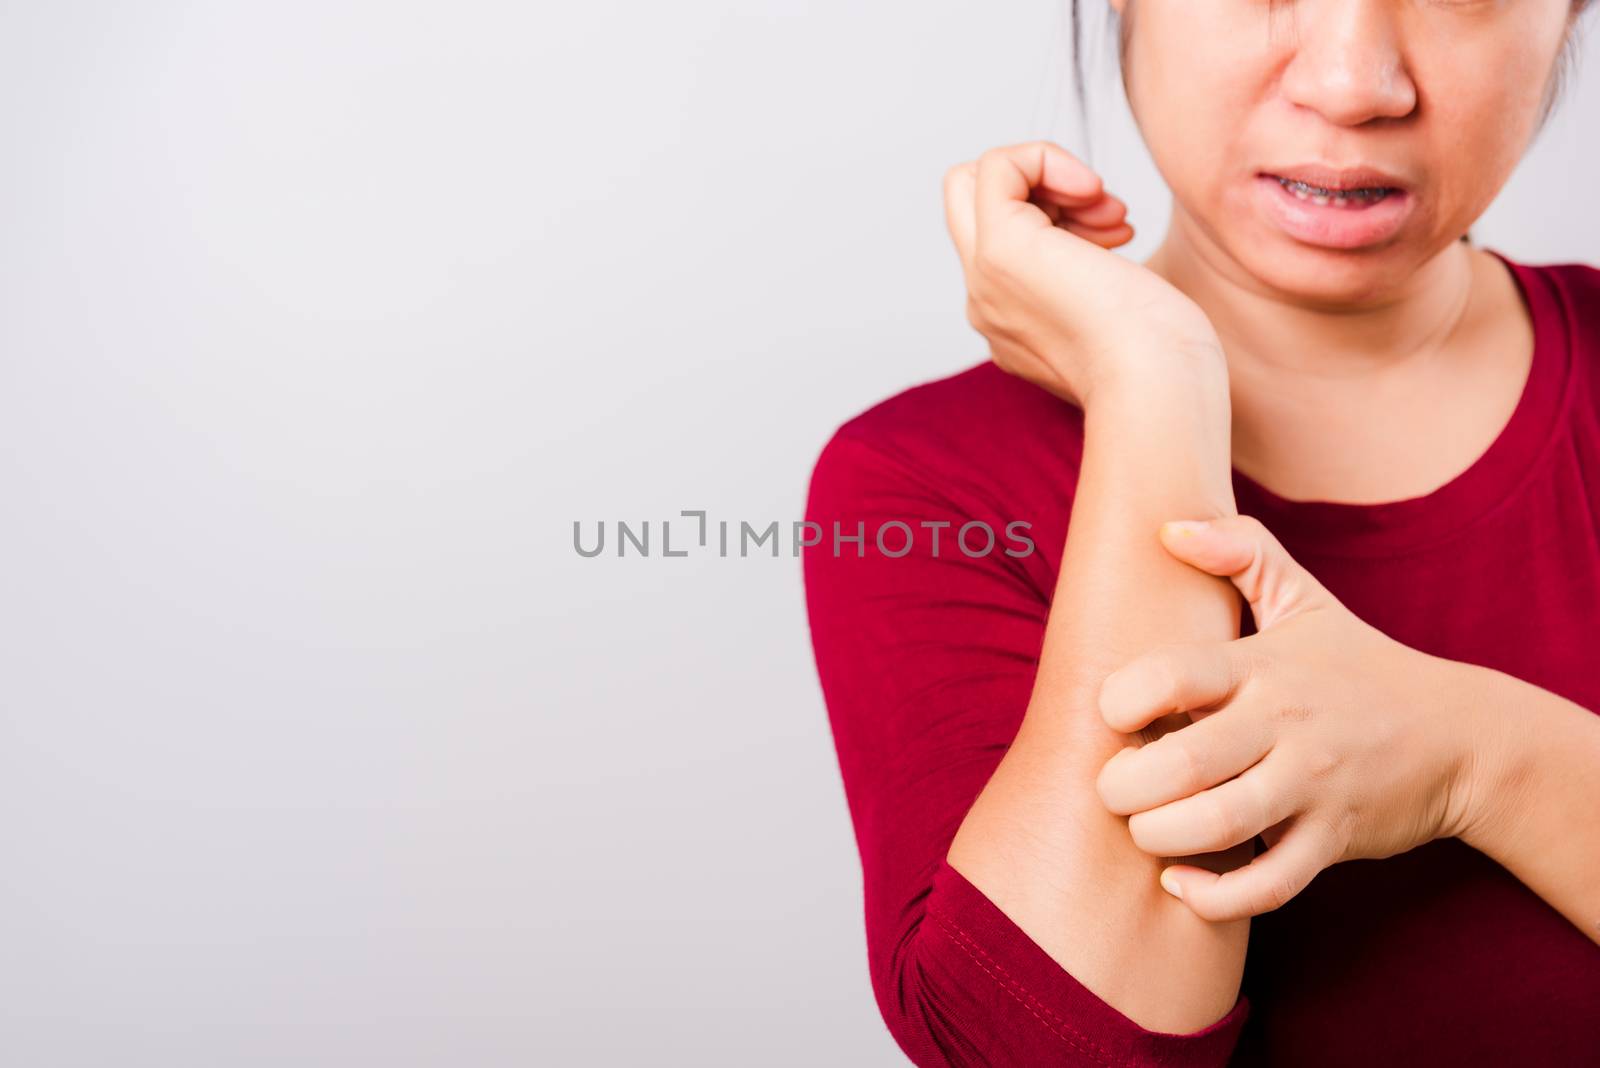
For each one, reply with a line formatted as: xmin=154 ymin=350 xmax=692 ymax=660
xmin=1142 ymin=206 xmax=1479 ymax=387
xmin=1141 ymin=205 xmax=1511 ymax=496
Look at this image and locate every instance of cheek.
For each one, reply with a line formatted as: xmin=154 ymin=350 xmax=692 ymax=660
xmin=1128 ymin=40 xmax=1258 ymax=202
xmin=1414 ymin=47 xmax=1556 ymax=222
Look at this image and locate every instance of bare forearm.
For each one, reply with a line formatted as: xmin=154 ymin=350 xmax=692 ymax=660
xmin=948 ymin=359 xmax=1250 ymax=1032
xmin=1458 ymin=665 xmax=1600 ymax=944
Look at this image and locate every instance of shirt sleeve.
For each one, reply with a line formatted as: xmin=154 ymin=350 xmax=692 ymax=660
xmin=802 ymin=427 xmax=1250 ymax=1067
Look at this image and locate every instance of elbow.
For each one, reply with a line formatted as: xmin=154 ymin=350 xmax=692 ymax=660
xmin=867 ymin=913 xmax=1147 ymax=1068
xmin=870 ymin=916 xmax=1057 ymax=1068
xmin=870 ymin=925 xmax=967 ymax=1068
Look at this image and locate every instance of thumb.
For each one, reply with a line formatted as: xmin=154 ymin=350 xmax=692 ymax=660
xmin=1157 ymin=515 xmax=1329 ymax=630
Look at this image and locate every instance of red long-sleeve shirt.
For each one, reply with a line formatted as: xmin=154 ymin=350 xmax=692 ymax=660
xmin=802 ymin=249 xmax=1600 ymax=1066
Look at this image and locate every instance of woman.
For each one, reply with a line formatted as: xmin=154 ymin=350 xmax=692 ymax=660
xmin=803 ymin=1 xmax=1600 ymax=1065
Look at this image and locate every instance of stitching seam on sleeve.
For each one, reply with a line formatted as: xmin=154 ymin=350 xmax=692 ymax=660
xmin=929 ymin=908 xmax=1123 ymax=1068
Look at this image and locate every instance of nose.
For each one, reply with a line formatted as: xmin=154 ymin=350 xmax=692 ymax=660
xmin=1278 ymin=0 xmax=1418 ymax=125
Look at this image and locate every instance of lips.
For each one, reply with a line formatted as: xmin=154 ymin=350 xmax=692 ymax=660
xmin=1260 ymin=164 xmax=1409 ymax=194
xmin=1273 ymin=175 xmax=1394 ymax=206
xmin=1252 ymin=172 xmax=1415 ymax=249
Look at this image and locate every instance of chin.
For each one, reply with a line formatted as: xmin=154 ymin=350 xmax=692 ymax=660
xmin=1231 ymin=232 xmax=1425 ymax=307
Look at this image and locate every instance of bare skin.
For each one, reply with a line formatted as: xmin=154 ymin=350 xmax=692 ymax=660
xmin=1148 ymin=238 xmax=1534 ymax=507
xmin=937 ymin=0 xmax=1599 ymax=1035
xmin=946 ymin=346 xmax=1248 ymax=1032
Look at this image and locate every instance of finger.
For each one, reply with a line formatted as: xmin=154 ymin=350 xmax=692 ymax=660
xmin=1032 ymin=192 xmax=1115 ymax=228
xmin=1098 ymin=640 xmax=1249 ymax=734
xmin=1158 ymin=515 xmax=1331 ymax=630
xmin=975 ymin=141 xmax=1102 ymax=248
xmin=1059 ymin=219 xmax=1134 ymax=249
xmin=1158 ymin=815 xmax=1339 ymax=921
xmin=1126 ymin=749 xmax=1301 ymax=855
xmin=942 ymin=161 xmax=979 ymax=274
xmin=1038 ymin=193 xmax=1126 ymax=229
xmin=1096 ymin=700 xmax=1275 ymax=815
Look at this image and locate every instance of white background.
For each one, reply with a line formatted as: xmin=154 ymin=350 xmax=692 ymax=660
xmin=2 ymin=3 xmax=1596 ymax=1065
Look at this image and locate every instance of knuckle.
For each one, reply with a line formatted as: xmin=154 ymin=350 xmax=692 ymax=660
xmin=1240 ymin=645 xmax=1276 ymax=681
xmin=1269 ymin=698 xmax=1313 ymax=725
xmin=1313 ymin=806 xmax=1354 ymax=855
xmin=971 ymin=240 xmax=1010 ymax=279
xmin=1304 ymin=743 xmax=1340 ymax=780
xmin=1261 ymin=872 xmax=1300 ymax=913
xmin=967 ymin=279 xmax=1001 ymax=314
xmin=970 ymin=241 xmax=995 ymax=275
xmin=1144 ymin=656 xmax=1182 ymax=708
xmin=1173 ymin=741 xmax=1206 ymax=794
xmin=1206 ymin=795 xmax=1242 ymax=848
xmin=970 ymin=294 xmax=1019 ymax=344
xmin=1228 ymin=645 xmax=1258 ymax=691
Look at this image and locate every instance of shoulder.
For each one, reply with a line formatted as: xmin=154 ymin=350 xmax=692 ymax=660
xmin=1484 ymin=251 xmax=1600 ymax=408
xmin=808 ymin=361 xmax=1085 ymax=517
xmin=1498 ymin=252 xmax=1600 ymax=328
xmin=1525 ymin=258 xmax=1600 ymax=295
xmin=1545 ymin=260 xmax=1600 ymax=350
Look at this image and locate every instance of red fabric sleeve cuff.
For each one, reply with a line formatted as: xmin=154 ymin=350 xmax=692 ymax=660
xmin=925 ymin=859 xmax=1250 ymax=1067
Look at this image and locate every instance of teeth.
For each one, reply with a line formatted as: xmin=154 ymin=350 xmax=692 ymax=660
xmin=1276 ymin=176 xmax=1392 ymax=207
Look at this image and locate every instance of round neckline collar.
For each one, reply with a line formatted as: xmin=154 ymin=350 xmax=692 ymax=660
xmin=1229 ymin=247 xmax=1571 ymax=559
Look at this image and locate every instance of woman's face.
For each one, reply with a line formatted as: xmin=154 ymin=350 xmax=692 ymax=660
xmin=1115 ymin=0 xmax=1577 ymax=301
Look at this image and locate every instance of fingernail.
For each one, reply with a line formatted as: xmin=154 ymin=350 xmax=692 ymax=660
xmin=1159 ymin=868 xmax=1184 ymax=900
xmin=1162 ymin=520 xmax=1210 ymax=539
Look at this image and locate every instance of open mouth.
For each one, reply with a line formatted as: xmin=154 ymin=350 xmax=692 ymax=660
xmin=1252 ymin=172 xmax=1413 ymax=249
xmin=1269 ymin=174 xmax=1399 ymax=208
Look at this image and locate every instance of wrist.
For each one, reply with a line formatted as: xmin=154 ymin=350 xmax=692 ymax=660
xmin=1080 ymin=352 xmax=1236 ymax=518
xmin=1441 ymin=661 xmax=1526 ymax=852
xmin=1083 ymin=338 xmax=1230 ymax=411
